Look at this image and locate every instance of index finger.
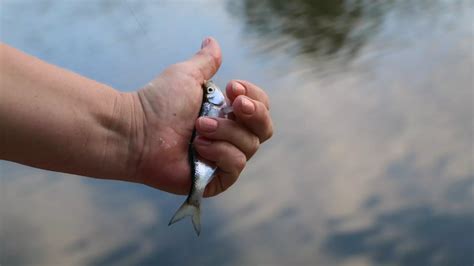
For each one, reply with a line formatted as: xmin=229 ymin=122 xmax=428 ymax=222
xmin=226 ymin=80 xmax=270 ymax=110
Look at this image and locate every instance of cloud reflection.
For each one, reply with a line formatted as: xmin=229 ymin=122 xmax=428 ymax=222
xmin=210 ymin=3 xmax=474 ymax=264
xmin=0 ymin=0 xmax=473 ymax=265
xmin=0 ymin=165 xmax=160 ymax=265
xmin=324 ymin=206 xmax=474 ymax=265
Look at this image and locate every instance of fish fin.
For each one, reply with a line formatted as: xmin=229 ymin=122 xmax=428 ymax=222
xmin=192 ymin=208 xmax=201 ymax=236
xmin=222 ymin=105 xmax=233 ymax=115
xmin=168 ymin=200 xmax=201 ymax=236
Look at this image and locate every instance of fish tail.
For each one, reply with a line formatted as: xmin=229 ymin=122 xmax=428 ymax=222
xmin=168 ymin=199 xmax=201 ymax=236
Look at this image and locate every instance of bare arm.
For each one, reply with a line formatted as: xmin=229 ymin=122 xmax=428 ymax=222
xmin=0 ymin=43 xmax=136 ymax=180
xmin=0 ymin=38 xmax=273 ymax=196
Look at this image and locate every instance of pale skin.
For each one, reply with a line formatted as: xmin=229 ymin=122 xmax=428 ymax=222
xmin=0 ymin=37 xmax=273 ymax=197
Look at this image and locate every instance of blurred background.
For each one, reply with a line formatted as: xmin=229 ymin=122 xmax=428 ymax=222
xmin=1 ymin=0 xmax=473 ymax=265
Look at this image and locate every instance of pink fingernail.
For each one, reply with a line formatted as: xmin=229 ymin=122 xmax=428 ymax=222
xmin=201 ymin=38 xmax=211 ymax=48
xmin=232 ymin=82 xmax=246 ymax=95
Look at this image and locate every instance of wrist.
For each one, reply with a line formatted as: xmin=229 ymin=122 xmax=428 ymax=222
xmin=108 ymin=91 xmax=146 ymax=183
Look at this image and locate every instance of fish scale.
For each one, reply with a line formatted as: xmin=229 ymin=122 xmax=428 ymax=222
xmin=168 ymin=80 xmax=231 ymax=236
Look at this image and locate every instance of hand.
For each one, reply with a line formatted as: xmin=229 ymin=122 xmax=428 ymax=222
xmin=126 ymin=37 xmax=273 ymax=197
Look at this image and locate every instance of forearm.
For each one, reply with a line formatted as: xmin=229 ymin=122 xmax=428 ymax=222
xmin=0 ymin=43 xmax=139 ymax=181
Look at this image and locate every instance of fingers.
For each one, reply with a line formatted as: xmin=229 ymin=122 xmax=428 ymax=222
xmin=232 ymin=95 xmax=273 ymax=143
xmin=184 ymin=37 xmax=222 ymax=83
xmin=195 ymin=117 xmax=260 ymax=159
xmin=224 ymin=80 xmax=273 ymax=142
xmin=188 ymin=78 xmax=272 ymax=198
xmin=226 ymin=80 xmax=270 ymax=110
xmin=193 ymin=137 xmax=246 ymax=197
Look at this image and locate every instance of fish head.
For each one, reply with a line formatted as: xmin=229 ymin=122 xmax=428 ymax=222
xmin=203 ymin=80 xmax=225 ymax=106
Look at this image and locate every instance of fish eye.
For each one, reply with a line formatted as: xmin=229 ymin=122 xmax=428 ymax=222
xmin=206 ymin=87 xmax=215 ymax=94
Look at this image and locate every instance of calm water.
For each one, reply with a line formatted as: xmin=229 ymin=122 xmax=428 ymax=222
xmin=1 ymin=0 xmax=473 ymax=265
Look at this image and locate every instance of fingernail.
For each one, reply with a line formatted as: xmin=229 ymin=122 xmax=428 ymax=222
xmin=199 ymin=117 xmax=218 ymax=132
xmin=201 ymin=38 xmax=211 ymax=48
xmin=196 ymin=136 xmax=212 ymax=145
xmin=232 ymin=82 xmax=246 ymax=95
xmin=241 ymin=97 xmax=255 ymax=114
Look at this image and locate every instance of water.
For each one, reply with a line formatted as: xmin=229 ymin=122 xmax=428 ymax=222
xmin=1 ymin=0 xmax=473 ymax=265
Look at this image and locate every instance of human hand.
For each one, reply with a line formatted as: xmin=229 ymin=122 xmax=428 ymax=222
xmin=126 ymin=37 xmax=273 ymax=197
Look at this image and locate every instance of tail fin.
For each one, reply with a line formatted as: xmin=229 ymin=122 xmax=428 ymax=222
xmin=168 ymin=200 xmax=201 ymax=236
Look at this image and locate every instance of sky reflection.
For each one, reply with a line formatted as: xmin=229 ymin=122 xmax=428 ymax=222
xmin=1 ymin=0 xmax=473 ymax=265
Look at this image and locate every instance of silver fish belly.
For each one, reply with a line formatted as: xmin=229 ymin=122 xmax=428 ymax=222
xmin=168 ymin=80 xmax=230 ymax=236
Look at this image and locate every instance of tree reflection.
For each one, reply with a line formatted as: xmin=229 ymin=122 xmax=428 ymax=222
xmin=236 ymin=0 xmax=388 ymax=59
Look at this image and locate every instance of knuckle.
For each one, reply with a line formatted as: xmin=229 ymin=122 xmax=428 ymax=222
xmin=200 ymin=52 xmax=219 ymax=76
xmin=262 ymin=94 xmax=270 ymax=110
xmin=210 ymin=55 xmax=220 ymax=73
xmin=184 ymin=63 xmax=203 ymax=81
xmin=264 ymin=124 xmax=274 ymax=141
xmin=258 ymin=109 xmax=273 ymax=141
xmin=205 ymin=182 xmax=218 ymax=198
xmin=256 ymin=101 xmax=269 ymax=115
xmin=235 ymin=153 xmax=247 ymax=173
xmin=267 ymin=122 xmax=274 ymax=137
xmin=259 ymin=120 xmax=273 ymax=142
xmin=190 ymin=67 xmax=203 ymax=81
xmin=250 ymin=136 xmax=260 ymax=154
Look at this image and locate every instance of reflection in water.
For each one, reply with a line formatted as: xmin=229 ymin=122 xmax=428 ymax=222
xmin=1 ymin=213 xmax=42 ymax=265
xmin=1 ymin=0 xmax=474 ymax=265
xmin=0 ymin=167 xmax=162 ymax=265
xmin=325 ymin=206 xmax=474 ymax=265
xmin=235 ymin=0 xmax=387 ymax=60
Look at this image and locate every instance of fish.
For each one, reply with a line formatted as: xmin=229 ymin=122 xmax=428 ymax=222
xmin=168 ymin=80 xmax=232 ymax=236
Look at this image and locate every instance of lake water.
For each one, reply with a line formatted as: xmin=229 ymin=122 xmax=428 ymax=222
xmin=1 ymin=0 xmax=473 ymax=265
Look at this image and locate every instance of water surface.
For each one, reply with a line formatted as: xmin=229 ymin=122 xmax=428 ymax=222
xmin=1 ymin=0 xmax=473 ymax=265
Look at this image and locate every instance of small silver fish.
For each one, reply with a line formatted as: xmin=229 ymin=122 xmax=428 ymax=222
xmin=168 ymin=80 xmax=232 ymax=236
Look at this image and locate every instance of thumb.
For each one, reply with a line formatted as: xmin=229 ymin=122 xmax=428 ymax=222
xmin=187 ymin=37 xmax=222 ymax=82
